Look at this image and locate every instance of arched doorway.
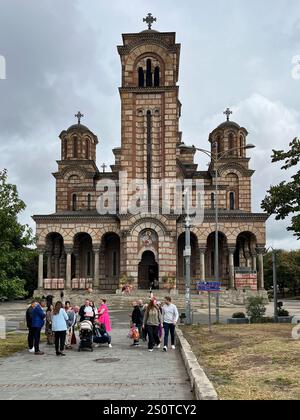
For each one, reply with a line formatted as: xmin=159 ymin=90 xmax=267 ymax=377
xmin=45 ymin=232 xmax=65 ymax=279
xmin=73 ymin=233 xmax=93 ymax=279
xmin=206 ymin=232 xmax=229 ymax=287
xmin=138 ymin=251 xmax=159 ymax=290
xmin=100 ymin=233 xmax=120 ymax=292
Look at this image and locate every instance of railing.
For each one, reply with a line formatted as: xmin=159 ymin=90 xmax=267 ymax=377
xmin=71 ymin=278 xmax=93 ymax=290
xmin=44 ymin=279 xmax=65 ymax=290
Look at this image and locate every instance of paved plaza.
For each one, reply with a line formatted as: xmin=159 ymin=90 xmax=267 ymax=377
xmin=0 ymin=307 xmax=193 ymax=400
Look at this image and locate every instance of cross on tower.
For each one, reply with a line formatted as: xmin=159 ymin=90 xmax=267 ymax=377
xmin=143 ymin=13 xmax=157 ymax=30
xmin=101 ymin=163 xmax=107 ymax=173
xmin=75 ymin=111 xmax=84 ymax=125
xmin=223 ymin=107 xmax=233 ymax=122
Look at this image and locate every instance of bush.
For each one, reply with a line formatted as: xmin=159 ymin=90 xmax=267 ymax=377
xmin=246 ymin=296 xmax=266 ymax=323
xmin=251 ymin=316 xmax=274 ymax=324
xmin=0 ymin=277 xmax=27 ymax=300
xmin=232 ymin=312 xmax=246 ymax=319
xmin=278 ymin=308 xmax=290 ymax=317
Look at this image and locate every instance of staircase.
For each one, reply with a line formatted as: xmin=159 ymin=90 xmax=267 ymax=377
xmin=34 ymin=288 xmax=268 ymax=312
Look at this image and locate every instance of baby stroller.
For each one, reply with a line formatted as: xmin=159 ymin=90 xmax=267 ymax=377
xmin=78 ymin=320 xmax=93 ymax=352
xmin=93 ymin=322 xmax=112 ymax=347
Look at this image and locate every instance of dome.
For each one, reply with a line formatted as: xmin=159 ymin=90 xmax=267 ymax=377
xmin=66 ymin=123 xmax=91 ymax=133
xmin=217 ymin=121 xmax=241 ymax=130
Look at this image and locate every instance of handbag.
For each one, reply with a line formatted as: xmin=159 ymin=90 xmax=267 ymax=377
xmin=71 ymin=330 xmax=77 ymax=345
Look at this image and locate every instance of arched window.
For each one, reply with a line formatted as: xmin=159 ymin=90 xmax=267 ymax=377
xmin=72 ymin=194 xmax=77 ymax=211
xmin=211 ymin=193 xmax=215 ymax=209
xmin=138 ymin=67 xmax=144 ymax=87
xmin=146 ymin=59 xmax=152 ymax=87
xmin=154 ymin=66 xmax=160 ymax=87
xmin=239 ymin=135 xmax=244 ymax=157
xmin=85 ymin=140 xmax=90 ymax=159
xmin=87 ymin=194 xmax=91 ymax=211
xmin=62 ymin=139 xmax=67 ymax=160
xmin=73 ymin=137 xmax=78 ymax=158
xmin=229 ymin=192 xmax=235 ymax=210
xmin=228 ymin=133 xmax=234 ymax=156
xmin=87 ymin=251 xmax=91 ymax=277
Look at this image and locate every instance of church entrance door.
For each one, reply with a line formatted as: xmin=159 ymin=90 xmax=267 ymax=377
xmin=138 ymin=251 xmax=159 ymax=290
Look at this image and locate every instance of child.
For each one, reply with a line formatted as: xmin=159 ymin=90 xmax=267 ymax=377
xmin=93 ymin=322 xmax=112 ymax=348
xmin=131 ymin=302 xmax=143 ymax=346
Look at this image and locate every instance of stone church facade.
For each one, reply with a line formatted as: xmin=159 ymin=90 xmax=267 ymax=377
xmin=33 ymin=20 xmax=268 ymax=294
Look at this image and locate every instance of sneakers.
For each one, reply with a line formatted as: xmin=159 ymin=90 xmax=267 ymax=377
xmin=108 ymin=344 xmax=112 ymax=348
xmin=171 ymin=345 xmax=176 ymax=350
xmin=156 ymin=344 xmax=161 ymax=349
xmin=28 ymin=347 xmax=35 ymax=353
xmin=34 ymin=351 xmax=44 ymax=356
xmin=163 ymin=346 xmax=167 ymax=352
xmin=148 ymin=349 xmax=154 ymax=352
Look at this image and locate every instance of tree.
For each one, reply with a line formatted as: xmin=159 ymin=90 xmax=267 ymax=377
xmin=0 ymin=169 xmax=35 ymax=298
xmin=261 ymin=138 xmax=300 ymax=239
xmin=264 ymin=250 xmax=300 ymax=295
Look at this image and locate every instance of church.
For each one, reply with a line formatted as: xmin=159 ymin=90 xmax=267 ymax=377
xmin=33 ymin=16 xmax=268 ymax=295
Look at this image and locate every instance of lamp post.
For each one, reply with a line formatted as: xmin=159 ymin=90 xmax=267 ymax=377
xmin=179 ymin=142 xmax=255 ymax=323
xmin=183 ymin=189 xmax=192 ymax=325
xmin=267 ymin=246 xmax=278 ymax=322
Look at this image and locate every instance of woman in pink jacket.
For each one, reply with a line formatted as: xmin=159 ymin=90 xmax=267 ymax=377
xmin=97 ymin=299 xmax=111 ymax=332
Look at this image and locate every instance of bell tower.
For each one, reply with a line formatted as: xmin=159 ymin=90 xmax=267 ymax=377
xmin=117 ymin=15 xmax=181 ymax=186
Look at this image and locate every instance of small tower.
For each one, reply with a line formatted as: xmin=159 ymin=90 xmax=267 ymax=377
xmin=59 ymin=112 xmax=98 ymax=161
xmin=208 ymin=109 xmax=254 ymax=213
xmin=53 ymin=113 xmax=99 ymax=212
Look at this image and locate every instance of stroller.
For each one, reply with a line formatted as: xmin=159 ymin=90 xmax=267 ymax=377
xmin=78 ymin=320 xmax=93 ymax=352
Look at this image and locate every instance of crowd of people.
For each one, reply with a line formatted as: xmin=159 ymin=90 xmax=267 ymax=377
xmin=130 ymin=296 xmax=179 ymax=352
xmin=25 ymin=294 xmax=179 ymax=356
xmin=26 ymin=297 xmax=112 ymax=356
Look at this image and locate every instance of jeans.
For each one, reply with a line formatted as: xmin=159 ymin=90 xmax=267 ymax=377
xmin=163 ymin=322 xmax=176 ymax=347
xmin=32 ymin=327 xmax=42 ymax=353
xmin=146 ymin=325 xmax=160 ymax=350
xmin=27 ymin=327 xmax=34 ymax=349
xmin=54 ymin=331 xmax=66 ymax=354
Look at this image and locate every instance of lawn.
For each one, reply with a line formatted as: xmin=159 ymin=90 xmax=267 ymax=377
xmin=0 ymin=333 xmax=28 ymax=358
xmin=181 ymin=324 xmax=300 ymax=400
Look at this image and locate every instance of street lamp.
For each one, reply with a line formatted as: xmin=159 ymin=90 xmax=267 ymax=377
xmin=179 ymin=142 xmax=255 ymax=323
xmin=266 ymin=246 xmax=278 ymax=322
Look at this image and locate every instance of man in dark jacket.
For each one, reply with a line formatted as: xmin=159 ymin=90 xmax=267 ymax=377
xmin=26 ymin=301 xmax=37 ymax=353
xmin=31 ymin=300 xmax=46 ymax=355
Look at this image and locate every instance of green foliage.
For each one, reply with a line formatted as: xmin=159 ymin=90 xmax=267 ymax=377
xmin=0 ymin=169 xmax=35 ymax=299
xmin=0 ymin=277 xmax=26 ymax=299
xmin=232 ymin=312 xmax=246 ymax=319
xmin=261 ymin=138 xmax=300 ymax=238
xmin=246 ymin=296 xmax=267 ymax=322
xmin=264 ymin=250 xmax=300 ymax=294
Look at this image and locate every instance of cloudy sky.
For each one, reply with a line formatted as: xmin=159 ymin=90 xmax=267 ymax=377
xmin=0 ymin=0 xmax=299 ymax=250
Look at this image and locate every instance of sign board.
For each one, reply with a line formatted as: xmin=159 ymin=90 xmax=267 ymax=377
xmin=197 ymin=282 xmax=221 ymax=292
xmin=235 ymin=273 xmax=257 ymax=291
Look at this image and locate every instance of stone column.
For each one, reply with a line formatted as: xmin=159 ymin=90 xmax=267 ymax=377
xmin=252 ymin=252 xmax=257 ymax=272
xmin=65 ymin=247 xmax=72 ymax=290
xmin=199 ymin=247 xmax=206 ymax=281
xmin=93 ymin=247 xmax=100 ymax=289
xmin=46 ymin=252 xmax=52 ymax=279
xmin=38 ymin=249 xmax=44 ymax=289
xmin=257 ymin=247 xmax=265 ymax=290
xmin=228 ymin=247 xmax=235 ymax=289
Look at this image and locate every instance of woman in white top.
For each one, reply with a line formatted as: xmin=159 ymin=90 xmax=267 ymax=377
xmin=52 ymin=301 xmax=68 ymax=356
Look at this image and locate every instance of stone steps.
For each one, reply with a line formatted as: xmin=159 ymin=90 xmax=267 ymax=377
xmin=35 ymin=288 xmax=252 ymax=311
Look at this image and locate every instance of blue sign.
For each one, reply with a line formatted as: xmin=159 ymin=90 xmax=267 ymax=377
xmin=197 ymin=282 xmax=221 ymax=292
